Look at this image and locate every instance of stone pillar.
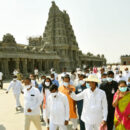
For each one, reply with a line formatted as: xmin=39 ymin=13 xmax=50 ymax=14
xmin=3 ymin=59 xmax=9 ymax=78
xmin=53 ymin=60 xmax=57 ymax=71
xmin=31 ymin=59 xmax=34 ymax=73
xmin=23 ymin=59 xmax=27 ymax=74
xmin=15 ymin=58 xmax=20 ymax=70
xmin=38 ymin=60 xmax=42 ymax=72
xmin=45 ymin=60 xmax=49 ymax=73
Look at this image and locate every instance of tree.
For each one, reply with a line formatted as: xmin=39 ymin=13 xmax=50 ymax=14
xmin=2 ymin=33 xmax=16 ymax=43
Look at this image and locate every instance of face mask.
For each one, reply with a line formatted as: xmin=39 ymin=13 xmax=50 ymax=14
xmin=63 ymin=82 xmax=69 ymax=87
xmin=119 ymin=87 xmax=127 ymax=92
xmin=41 ymin=79 xmax=45 ymax=82
xmin=128 ymin=82 xmax=130 ymax=85
xmin=107 ymin=77 xmax=113 ymax=82
xmin=51 ymin=92 xmax=58 ymax=97
xmin=86 ymin=83 xmax=90 ymax=88
xmin=102 ymin=78 xmax=107 ymax=82
xmin=51 ymin=78 xmax=54 ymax=81
xmin=13 ymin=78 xmax=17 ymax=81
xmin=52 ymin=71 xmax=55 ymax=74
xmin=45 ymin=82 xmax=50 ymax=87
xmin=25 ymin=85 xmax=31 ymax=89
xmin=79 ymin=80 xmax=85 ymax=85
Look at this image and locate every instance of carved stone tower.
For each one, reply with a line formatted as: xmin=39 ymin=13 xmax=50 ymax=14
xmin=42 ymin=1 xmax=81 ymax=70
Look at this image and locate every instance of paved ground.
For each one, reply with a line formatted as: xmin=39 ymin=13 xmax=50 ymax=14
xmin=0 ymin=82 xmax=79 ymax=130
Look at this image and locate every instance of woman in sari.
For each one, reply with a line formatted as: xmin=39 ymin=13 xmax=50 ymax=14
xmin=113 ymin=80 xmax=130 ymax=130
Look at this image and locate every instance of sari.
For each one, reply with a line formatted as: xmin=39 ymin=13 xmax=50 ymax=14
xmin=113 ymin=91 xmax=130 ymax=130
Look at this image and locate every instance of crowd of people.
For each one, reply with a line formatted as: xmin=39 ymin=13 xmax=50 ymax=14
xmin=2 ymin=65 xmax=130 ymax=130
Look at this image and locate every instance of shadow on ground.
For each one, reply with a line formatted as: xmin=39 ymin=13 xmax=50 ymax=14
xmin=0 ymin=124 xmax=6 ymax=130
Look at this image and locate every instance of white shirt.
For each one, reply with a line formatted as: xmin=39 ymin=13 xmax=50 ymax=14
xmin=24 ymin=87 xmax=43 ymax=115
xmin=0 ymin=72 xmax=3 ymax=80
xmin=46 ymin=92 xmax=69 ymax=125
xmin=71 ymin=88 xmax=108 ymax=125
xmin=52 ymin=72 xmax=58 ymax=80
xmin=34 ymin=69 xmax=38 ymax=75
xmin=123 ymin=71 xmax=130 ymax=81
xmin=31 ymin=80 xmax=37 ymax=87
xmin=7 ymin=80 xmax=23 ymax=94
xmin=115 ymin=75 xmax=126 ymax=82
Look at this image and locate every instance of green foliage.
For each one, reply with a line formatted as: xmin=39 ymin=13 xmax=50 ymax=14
xmin=2 ymin=33 xmax=16 ymax=43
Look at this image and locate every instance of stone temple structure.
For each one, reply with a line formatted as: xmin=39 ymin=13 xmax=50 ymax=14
xmin=0 ymin=1 xmax=106 ymax=78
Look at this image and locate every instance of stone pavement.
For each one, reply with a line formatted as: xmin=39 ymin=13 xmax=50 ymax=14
xmin=0 ymin=82 xmax=79 ymax=130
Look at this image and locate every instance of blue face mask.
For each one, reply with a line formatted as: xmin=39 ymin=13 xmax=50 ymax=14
xmin=107 ymin=77 xmax=113 ymax=82
xmin=119 ymin=87 xmax=127 ymax=92
xmin=102 ymin=78 xmax=107 ymax=82
xmin=86 ymin=83 xmax=90 ymax=88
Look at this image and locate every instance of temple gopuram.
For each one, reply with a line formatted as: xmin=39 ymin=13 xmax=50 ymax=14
xmin=0 ymin=1 xmax=106 ymax=77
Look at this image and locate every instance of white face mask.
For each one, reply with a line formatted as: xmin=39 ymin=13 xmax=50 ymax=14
xmin=51 ymin=78 xmax=54 ymax=81
xmin=45 ymin=82 xmax=50 ymax=87
xmin=41 ymin=79 xmax=45 ymax=82
xmin=25 ymin=85 xmax=31 ymax=89
xmin=63 ymin=82 xmax=69 ymax=87
xmin=79 ymin=80 xmax=85 ymax=85
xmin=13 ymin=78 xmax=17 ymax=81
xmin=51 ymin=92 xmax=58 ymax=98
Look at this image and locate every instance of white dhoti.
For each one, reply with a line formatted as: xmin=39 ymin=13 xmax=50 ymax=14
xmin=50 ymin=121 xmax=67 ymax=130
xmin=85 ymin=123 xmax=100 ymax=130
xmin=43 ymin=108 xmax=49 ymax=127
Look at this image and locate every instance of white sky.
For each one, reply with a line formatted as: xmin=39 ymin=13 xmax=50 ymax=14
xmin=0 ymin=0 xmax=130 ymax=63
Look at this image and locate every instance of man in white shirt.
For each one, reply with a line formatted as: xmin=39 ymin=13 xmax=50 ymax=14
xmin=0 ymin=71 xmax=3 ymax=89
xmin=46 ymin=84 xmax=69 ymax=130
xmin=23 ymin=77 xmax=42 ymax=130
xmin=50 ymin=68 xmax=58 ymax=80
xmin=30 ymin=74 xmax=38 ymax=88
xmin=123 ymin=67 xmax=130 ymax=81
xmin=68 ymin=75 xmax=108 ymax=130
xmin=34 ymin=67 xmax=39 ymax=80
xmin=6 ymin=76 xmax=23 ymax=111
xmin=115 ymin=71 xmax=126 ymax=82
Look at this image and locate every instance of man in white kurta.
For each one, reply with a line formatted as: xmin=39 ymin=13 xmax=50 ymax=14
xmin=6 ymin=76 xmax=23 ymax=110
xmin=24 ymin=78 xmax=42 ymax=130
xmin=46 ymin=84 xmax=69 ymax=130
xmin=69 ymin=75 xmax=108 ymax=130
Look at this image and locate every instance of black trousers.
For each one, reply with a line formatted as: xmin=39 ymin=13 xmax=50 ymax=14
xmin=79 ymin=118 xmax=85 ymax=130
xmin=78 ymin=110 xmax=85 ymax=130
xmin=107 ymin=114 xmax=114 ymax=130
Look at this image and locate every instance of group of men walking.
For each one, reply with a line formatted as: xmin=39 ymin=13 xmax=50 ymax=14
xmin=3 ymin=66 xmax=130 ymax=130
